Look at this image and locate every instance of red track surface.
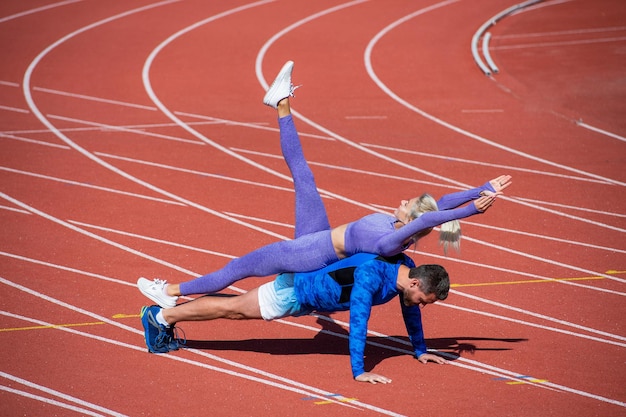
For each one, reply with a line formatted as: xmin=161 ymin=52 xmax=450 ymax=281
xmin=1 ymin=0 xmax=624 ymax=416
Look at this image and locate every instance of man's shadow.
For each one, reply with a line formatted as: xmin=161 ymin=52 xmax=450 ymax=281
xmin=182 ymin=313 xmax=526 ymax=370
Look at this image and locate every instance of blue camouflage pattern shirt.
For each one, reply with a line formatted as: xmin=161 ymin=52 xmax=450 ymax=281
xmin=292 ymin=252 xmax=427 ymax=378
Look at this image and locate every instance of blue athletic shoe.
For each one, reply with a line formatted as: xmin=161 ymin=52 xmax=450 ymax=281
xmin=140 ymin=305 xmax=181 ymax=353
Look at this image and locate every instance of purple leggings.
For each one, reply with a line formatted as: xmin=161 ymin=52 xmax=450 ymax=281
xmin=180 ymin=115 xmax=339 ymax=295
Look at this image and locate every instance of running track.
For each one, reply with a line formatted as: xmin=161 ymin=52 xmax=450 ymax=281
xmin=1 ymin=0 xmax=624 ymax=416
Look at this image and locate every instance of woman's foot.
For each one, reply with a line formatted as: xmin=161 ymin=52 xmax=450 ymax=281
xmin=137 ymin=277 xmax=179 ymax=308
xmin=263 ymin=60 xmax=299 ymax=108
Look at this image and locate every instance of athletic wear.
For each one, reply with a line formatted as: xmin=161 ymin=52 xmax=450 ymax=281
xmin=138 ymin=278 xmax=178 ymax=308
xmin=178 ymin=114 xmax=493 ymax=296
xmin=263 ymin=61 xmax=299 ymax=109
xmin=140 ymin=306 xmax=181 ymax=353
xmin=257 ymin=252 xmax=421 ymax=378
xmin=258 ymin=273 xmax=309 ymax=320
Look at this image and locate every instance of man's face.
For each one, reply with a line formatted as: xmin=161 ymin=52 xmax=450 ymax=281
xmin=403 ymin=280 xmax=438 ymax=308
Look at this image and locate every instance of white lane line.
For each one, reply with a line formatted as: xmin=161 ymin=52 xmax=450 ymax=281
xmin=2 ymin=207 xmax=624 ymax=408
xmin=461 ymin=220 xmax=626 ymax=254
xmin=94 ymin=152 xmax=297 ymax=194
xmin=4 ymin=119 xmax=622 ymax=292
xmin=1 ymin=372 xmax=127 ymax=417
xmin=491 ymin=36 xmax=626 ymax=50
xmin=414 ymin=248 xmax=626 ymax=296
xmin=0 ymin=133 xmax=70 ymax=149
xmin=0 ymin=194 xmax=403 ymax=414
xmin=361 ymin=2 xmax=625 ymax=187
xmin=0 ymin=385 xmax=109 ymax=417
xmin=0 ymin=166 xmax=186 ymax=206
xmin=0 ymin=105 xmax=29 ymax=113
xmin=443 ymin=300 xmax=626 ymax=346
xmin=4 ymin=194 xmax=624 ymax=347
xmin=494 ymin=26 xmax=626 ymax=39
xmin=577 ymin=121 xmax=626 ymax=143
xmin=0 ymin=299 xmax=388 ymax=414
xmin=450 ymin=290 xmax=626 ymax=342
xmin=5 ymin=180 xmax=625 ymax=381
xmin=0 ymin=0 xmax=83 ymax=24
xmin=66 ymin=221 xmax=237 ymax=259
xmin=461 ymin=233 xmax=626 ymax=283
xmin=0 ymin=81 xmax=20 ymax=87
xmin=361 ymin=142 xmax=613 ymax=185
xmin=33 ymin=86 xmax=158 ymax=111
xmin=48 ymin=114 xmax=205 ymax=145
xmin=0 ymin=251 xmax=134 ymax=287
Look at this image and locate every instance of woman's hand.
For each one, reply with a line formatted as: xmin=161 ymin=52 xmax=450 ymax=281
xmin=474 ymin=194 xmax=498 ymax=212
xmin=487 ymin=175 xmax=513 ymax=194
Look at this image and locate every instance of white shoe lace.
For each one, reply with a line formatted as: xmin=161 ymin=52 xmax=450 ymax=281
xmin=151 ymin=278 xmax=167 ymax=290
xmin=289 ymin=84 xmax=302 ymax=97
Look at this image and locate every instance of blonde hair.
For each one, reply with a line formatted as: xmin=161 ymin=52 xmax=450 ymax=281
xmin=408 ymin=193 xmax=461 ymax=254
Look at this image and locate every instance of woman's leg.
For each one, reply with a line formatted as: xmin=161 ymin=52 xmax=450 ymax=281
xmin=178 ymin=230 xmax=337 ymax=295
xmin=143 ymin=102 xmax=335 ymax=300
xmin=139 ymin=63 xmax=338 ymax=303
xmin=277 ymin=99 xmax=330 ymax=239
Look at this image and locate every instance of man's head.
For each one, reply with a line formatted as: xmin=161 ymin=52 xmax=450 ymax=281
xmin=402 ymin=264 xmax=449 ymax=308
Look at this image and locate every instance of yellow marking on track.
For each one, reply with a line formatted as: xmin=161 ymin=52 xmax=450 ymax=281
xmin=506 ymin=378 xmax=548 ymax=385
xmin=1 ymin=313 xmax=139 ymax=332
xmin=0 ymin=322 xmax=105 ymax=332
xmin=112 ymin=313 xmax=140 ymax=319
xmin=451 ymin=270 xmax=624 ymax=288
xmin=314 ymin=397 xmax=358 ymax=405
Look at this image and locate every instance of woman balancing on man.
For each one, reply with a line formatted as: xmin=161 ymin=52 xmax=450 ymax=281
xmin=138 ymin=61 xmax=512 ymax=308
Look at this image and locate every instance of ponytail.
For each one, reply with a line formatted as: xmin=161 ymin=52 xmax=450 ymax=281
xmin=409 ymin=193 xmax=462 ymax=254
xmin=439 ymin=220 xmax=461 ymax=254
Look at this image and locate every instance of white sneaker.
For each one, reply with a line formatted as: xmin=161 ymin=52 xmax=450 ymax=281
xmin=137 ymin=277 xmax=178 ymax=309
xmin=263 ymin=60 xmax=300 ymax=108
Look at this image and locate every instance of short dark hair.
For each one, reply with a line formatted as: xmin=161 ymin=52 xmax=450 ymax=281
xmin=409 ymin=264 xmax=449 ymax=300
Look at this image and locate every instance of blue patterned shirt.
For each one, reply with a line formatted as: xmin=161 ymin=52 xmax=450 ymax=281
xmin=292 ymin=252 xmax=426 ymax=378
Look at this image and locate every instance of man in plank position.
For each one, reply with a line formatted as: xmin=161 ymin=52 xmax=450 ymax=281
xmin=141 ymin=252 xmax=449 ymax=384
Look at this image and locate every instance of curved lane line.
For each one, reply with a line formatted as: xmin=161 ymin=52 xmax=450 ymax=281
xmin=253 ymin=0 xmax=625 ymax=281
xmin=20 ymin=0 xmax=620 ymax=290
xmin=22 ymin=0 xmax=290 ymax=241
xmin=363 ymin=1 xmax=625 ymax=187
xmin=254 ymin=0 xmax=625 ymax=236
xmin=142 ymin=0 xmax=379 ymax=214
xmin=0 ymin=0 xmax=83 ymax=24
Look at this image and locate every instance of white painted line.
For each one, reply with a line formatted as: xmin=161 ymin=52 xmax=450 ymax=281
xmin=1 ymin=372 xmax=127 ymax=417
xmin=577 ymin=121 xmax=626 ymax=142
xmin=0 ymin=166 xmax=186 ymax=206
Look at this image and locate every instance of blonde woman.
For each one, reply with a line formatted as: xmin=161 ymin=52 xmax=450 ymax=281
xmin=138 ymin=61 xmax=511 ymax=308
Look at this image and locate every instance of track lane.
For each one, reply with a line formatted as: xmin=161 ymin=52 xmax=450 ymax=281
xmin=1 ymin=0 xmax=624 ymax=415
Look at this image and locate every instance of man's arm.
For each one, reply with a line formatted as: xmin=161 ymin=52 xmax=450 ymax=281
xmin=348 ymin=270 xmax=376 ymax=381
xmin=400 ymin=298 xmax=447 ymax=364
xmin=348 ymin=260 xmax=398 ymax=383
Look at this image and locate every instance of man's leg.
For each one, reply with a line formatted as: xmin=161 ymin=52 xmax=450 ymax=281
xmin=162 ymin=288 xmax=262 ymax=325
xmin=141 ymin=288 xmax=263 ymax=353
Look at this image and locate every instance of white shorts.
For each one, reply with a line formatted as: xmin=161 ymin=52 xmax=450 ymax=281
xmin=257 ymin=273 xmax=311 ymax=320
